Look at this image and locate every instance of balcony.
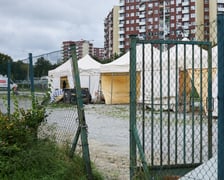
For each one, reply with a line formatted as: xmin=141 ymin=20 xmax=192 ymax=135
xmin=119 ymin=9 xmax=124 ymax=13
xmin=139 ymin=21 xmax=146 ymax=26
xmin=182 ymin=1 xmax=189 ymax=6
xmin=182 ymin=9 xmax=189 ymax=14
xmin=119 ymin=23 xmax=124 ymax=28
xmin=139 ymin=14 xmax=145 ymax=18
xmin=119 ymin=37 xmax=125 ymax=41
xmin=119 ymin=44 xmax=124 ymax=48
xmin=139 ymin=28 xmax=146 ymax=33
xmin=119 ymin=0 xmax=124 ymax=6
xmin=119 ymin=16 xmax=124 ymax=21
xmin=119 ymin=30 xmax=125 ymax=34
xmin=218 ymin=7 xmax=224 ymax=12
xmin=139 ymin=6 xmax=145 ymax=11
xmin=182 ymin=17 xmax=189 ymax=21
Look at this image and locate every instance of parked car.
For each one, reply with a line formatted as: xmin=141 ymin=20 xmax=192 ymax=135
xmin=0 ymin=75 xmax=18 ymax=92
xmin=63 ymin=88 xmax=92 ymax=104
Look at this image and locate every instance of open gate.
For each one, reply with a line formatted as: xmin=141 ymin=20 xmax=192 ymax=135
xmin=129 ymin=36 xmax=216 ymax=179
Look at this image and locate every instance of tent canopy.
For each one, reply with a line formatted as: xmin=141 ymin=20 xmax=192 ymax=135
xmin=48 ymin=54 xmax=101 ymax=100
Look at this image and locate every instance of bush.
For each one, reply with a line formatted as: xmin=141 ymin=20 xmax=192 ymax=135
xmin=0 ymin=97 xmax=103 ymax=180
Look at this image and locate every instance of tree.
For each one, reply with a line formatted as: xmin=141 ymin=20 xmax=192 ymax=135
xmin=12 ymin=61 xmax=29 ymax=80
xmin=0 ymin=53 xmax=13 ymax=76
xmin=34 ymin=57 xmax=53 ymax=78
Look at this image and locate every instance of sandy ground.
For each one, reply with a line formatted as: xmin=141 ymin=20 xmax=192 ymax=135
xmin=85 ymin=105 xmax=130 ymax=179
xmin=46 ymin=104 xmax=130 ymax=180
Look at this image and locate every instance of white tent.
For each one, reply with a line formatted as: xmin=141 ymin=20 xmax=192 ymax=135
xmin=48 ymin=58 xmax=75 ymax=90
xmin=134 ymin=42 xmax=213 ymax=111
xmin=100 ymin=52 xmax=132 ymax=104
xmin=100 ymin=52 xmax=130 ymax=73
xmin=48 ymin=54 xmax=101 ymax=100
xmin=211 ymin=46 xmax=218 ymax=117
xmin=78 ymin=55 xmax=101 ymax=101
xmin=99 ymin=44 xmax=160 ymax=105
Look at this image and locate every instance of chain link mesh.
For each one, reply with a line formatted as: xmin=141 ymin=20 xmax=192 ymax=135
xmin=133 ymin=20 xmax=218 ymax=179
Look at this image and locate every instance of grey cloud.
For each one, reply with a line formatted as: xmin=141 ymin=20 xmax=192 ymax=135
xmin=0 ymin=0 xmax=119 ymax=60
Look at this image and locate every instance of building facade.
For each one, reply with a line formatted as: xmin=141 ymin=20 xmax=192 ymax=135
xmin=104 ymin=6 xmax=120 ymax=59
xmin=62 ymin=40 xmax=94 ymax=61
xmin=93 ymin=47 xmax=104 ymax=60
xmin=106 ymin=0 xmax=224 ymax=54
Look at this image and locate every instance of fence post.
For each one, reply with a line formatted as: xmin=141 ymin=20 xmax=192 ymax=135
xmin=218 ymin=14 xmax=224 ymax=180
xmin=129 ymin=35 xmax=137 ymax=179
xmin=29 ymin=53 xmax=35 ymax=104
xmin=70 ymin=45 xmax=93 ymax=180
xmin=7 ymin=59 xmax=11 ymax=117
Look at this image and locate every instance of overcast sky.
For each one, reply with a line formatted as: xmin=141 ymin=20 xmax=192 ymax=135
xmin=0 ymin=0 xmax=119 ymax=60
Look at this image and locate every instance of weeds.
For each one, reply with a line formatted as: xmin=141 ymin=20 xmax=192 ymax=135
xmin=0 ymin=97 xmax=103 ymax=180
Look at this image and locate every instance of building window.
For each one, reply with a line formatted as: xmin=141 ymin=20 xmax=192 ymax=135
xmin=176 ymin=7 xmax=181 ymax=12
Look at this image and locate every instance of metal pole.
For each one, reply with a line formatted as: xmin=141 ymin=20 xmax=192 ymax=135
xmin=7 ymin=59 xmax=11 ymax=117
xmin=29 ymin=53 xmax=35 ymax=104
xmin=70 ymin=45 xmax=93 ymax=180
xmin=218 ymin=14 xmax=224 ymax=180
xmin=129 ymin=35 xmax=137 ymax=179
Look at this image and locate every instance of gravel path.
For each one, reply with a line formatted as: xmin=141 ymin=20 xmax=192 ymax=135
xmin=46 ymin=104 xmax=130 ymax=180
xmin=85 ymin=105 xmax=129 ymax=179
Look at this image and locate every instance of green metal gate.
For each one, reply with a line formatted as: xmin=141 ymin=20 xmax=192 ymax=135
xmin=129 ymin=36 xmax=215 ymax=179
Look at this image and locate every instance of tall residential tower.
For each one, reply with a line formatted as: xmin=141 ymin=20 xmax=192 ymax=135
xmin=104 ymin=0 xmax=224 ymax=56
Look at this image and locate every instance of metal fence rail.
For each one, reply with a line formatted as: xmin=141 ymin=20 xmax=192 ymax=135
xmin=130 ymin=19 xmax=218 ymax=179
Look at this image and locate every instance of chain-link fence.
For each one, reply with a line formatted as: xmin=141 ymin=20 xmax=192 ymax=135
xmin=0 ymin=49 xmax=80 ymax=145
xmin=130 ymin=19 xmax=218 ymax=179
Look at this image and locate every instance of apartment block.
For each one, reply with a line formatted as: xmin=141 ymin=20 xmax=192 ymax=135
xmin=106 ymin=0 xmax=224 ymax=54
xmin=93 ymin=47 xmax=104 ymax=60
xmin=104 ymin=6 xmax=120 ymax=59
xmin=62 ymin=40 xmax=93 ymax=61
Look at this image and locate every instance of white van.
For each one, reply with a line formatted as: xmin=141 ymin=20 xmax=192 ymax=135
xmin=0 ymin=75 xmax=17 ymax=91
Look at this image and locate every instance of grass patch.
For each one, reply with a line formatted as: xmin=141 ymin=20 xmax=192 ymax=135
xmin=0 ymin=96 xmax=103 ymax=180
xmin=0 ymin=139 xmax=103 ymax=180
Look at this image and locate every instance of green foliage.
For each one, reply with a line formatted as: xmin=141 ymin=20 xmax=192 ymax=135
xmin=0 ymin=97 xmax=103 ymax=180
xmin=0 ymin=53 xmax=13 ymax=76
xmin=11 ymin=60 xmax=28 ymax=80
xmin=34 ymin=57 xmax=55 ymax=78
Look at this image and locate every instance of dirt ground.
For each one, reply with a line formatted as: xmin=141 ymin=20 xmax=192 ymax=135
xmin=46 ymin=104 xmax=130 ymax=180
xmin=85 ymin=104 xmax=130 ymax=179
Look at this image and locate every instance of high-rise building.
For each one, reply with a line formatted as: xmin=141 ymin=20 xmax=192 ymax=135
xmin=62 ymin=40 xmax=93 ymax=61
xmin=93 ymin=47 xmax=104 ymax=60
xmin=105 ymin=0 xmax=224 ymax=54
xmin=104 ymin=6 xmax=120 ymax=59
